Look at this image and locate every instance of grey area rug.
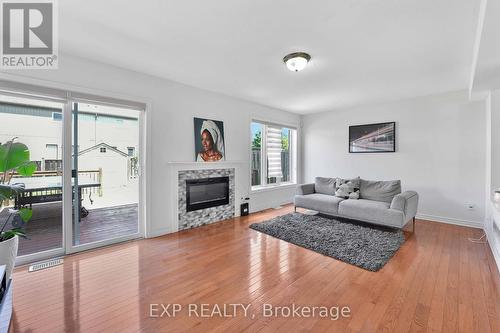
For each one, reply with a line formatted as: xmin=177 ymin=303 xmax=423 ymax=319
xmin=249 ymin=212 xmax=405 ymax=271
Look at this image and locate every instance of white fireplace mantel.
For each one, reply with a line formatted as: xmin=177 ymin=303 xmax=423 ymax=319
xmin=157 ymin=160 xmax=249 ymax=237
xmin=166 ymin=160 xmax=246 ymax=167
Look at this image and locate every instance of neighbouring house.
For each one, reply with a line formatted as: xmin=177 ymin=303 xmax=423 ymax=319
xmin=78 ymin=142 xmax=136 ymax=189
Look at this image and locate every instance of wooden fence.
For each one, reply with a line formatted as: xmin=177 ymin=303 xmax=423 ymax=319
xmin=251 ymin=149 xmax=290 ymax=185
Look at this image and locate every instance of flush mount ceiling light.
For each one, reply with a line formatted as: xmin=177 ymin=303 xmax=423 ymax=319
xmin=283 ymin=52 xmax=311 ymax=72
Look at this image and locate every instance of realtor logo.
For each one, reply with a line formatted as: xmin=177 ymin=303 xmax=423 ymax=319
xmin=1 ymin=0 xmax=58 ymax=69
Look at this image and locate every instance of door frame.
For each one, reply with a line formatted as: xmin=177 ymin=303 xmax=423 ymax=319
xmin=0 ymin=78 xmax=151 ymax=265
xmin=64 ymin=99 xmax=147 ymax=254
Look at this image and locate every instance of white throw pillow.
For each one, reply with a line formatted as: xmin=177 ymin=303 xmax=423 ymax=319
xmin=335 ymin=181 xmax=360 ymax=199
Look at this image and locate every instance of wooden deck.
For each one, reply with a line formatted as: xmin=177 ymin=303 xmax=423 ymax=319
xmin=9 ymin=205 xmax=500 ymax=333
xmin=0 ymin=203 xmax=138 ymax=256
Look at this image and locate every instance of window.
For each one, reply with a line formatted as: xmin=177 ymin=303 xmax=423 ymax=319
xmin=127 ymin=147 xmax=135 ymax=157
xmin=100 ymin=147 xmax=106 ymax=153
xmin=52 ymin=112 xmax=62 ymax=121
xmin=45 ymin=159 xmax=62 ymax=171
xmin=45 ymin=144 xmax=59 ymax=159
xmin=251 ymin=121 xmax=297 ymax=189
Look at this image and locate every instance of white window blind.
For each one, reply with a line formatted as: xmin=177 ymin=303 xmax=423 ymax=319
xmin=266 ymin=126 xmax=283 ymax=178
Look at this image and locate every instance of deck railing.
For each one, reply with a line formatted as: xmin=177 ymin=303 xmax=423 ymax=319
xmin=2 ymin=168 xmax=103 ymax=195
xmin=0 ymin=169 xmax=103 ymax=210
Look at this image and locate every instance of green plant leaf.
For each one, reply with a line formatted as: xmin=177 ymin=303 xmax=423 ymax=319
xmin=0 ymin=228 xmax=26 ymax=241
xmin=17 ymin=161 xmax=37 ymax=177
xmin=12 ymin=228 xmax=27 ymax=239
xmin=19 ymin=208 xmax=32 ymax=222
xmin=0 ymin=144 xmax=7 ymax=172
xmin=0 ymin=183 xmax=25 ymax=201
xmin=0 ymin=141 xmax=30 ymax=173
xmin=0 ymin=187 xmax=10 ymax=201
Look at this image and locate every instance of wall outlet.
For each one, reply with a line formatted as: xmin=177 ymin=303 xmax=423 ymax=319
xmin=466 ymin=203 xmax=475 ymax=210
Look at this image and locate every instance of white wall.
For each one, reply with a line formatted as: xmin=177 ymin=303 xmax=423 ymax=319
xmin=0 ymin=53 xmax=300 ymax=237
xmin=491 ymin=90 xmax=500 ymax=191
xmin=302 ymin=91 xmax=487 ymax=227
xmin=486 ymin=90 xmax=500 ymax=272
xmin=0 ymin=111 xmax=63 ymax=163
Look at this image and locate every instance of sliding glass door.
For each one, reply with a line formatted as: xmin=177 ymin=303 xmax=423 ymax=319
xmin=0 ymin=94 xmax=64 ymax=257
xmin=0 ymin=81 xmax=146 ymax=262
xmin=71 ymin=102 xmax=141 ymax=247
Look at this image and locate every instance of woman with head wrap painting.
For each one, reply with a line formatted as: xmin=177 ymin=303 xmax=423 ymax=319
xmin=196 ymin=119 xmax=225 ymax=162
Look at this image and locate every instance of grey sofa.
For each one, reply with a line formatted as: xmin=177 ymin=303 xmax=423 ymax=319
xmin=294 ymin=177 xmax=418 ymax=230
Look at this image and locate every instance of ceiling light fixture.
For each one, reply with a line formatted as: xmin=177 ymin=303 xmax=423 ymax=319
xmin=283 ymin=52 xmax=311 ymax=72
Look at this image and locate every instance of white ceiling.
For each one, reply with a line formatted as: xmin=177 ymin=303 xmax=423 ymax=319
xmin=60 ymin=0 xmax=480 ymax=114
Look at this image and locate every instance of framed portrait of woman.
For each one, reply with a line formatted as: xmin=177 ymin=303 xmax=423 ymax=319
xmin=193 ymin=117 xmax=226 ymax=162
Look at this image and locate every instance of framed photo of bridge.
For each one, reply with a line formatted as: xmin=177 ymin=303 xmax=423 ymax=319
xmin=349 ymin=122 xmax=396 ymax=153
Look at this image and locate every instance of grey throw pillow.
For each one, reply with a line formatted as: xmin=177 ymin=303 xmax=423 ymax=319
xmin=314 ymin=177 xmax=336 ymax=195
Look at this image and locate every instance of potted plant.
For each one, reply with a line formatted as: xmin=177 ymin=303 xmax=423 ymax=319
xmin=0 ymin=138 xmax=36 ymax=280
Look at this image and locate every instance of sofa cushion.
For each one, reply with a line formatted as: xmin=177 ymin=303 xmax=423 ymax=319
xmin=294 ymin=193 xmax=344 ymax=215
xmin=359 ymin=179 xmax=401 ymax=203
xmin=338 ymin=199 xmax=404 ymax=227
xmin=314 ymin=177 xmax=336 ymax=195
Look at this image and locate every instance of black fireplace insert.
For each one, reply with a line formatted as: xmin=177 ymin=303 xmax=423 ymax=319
xmin=186 ymin=176 xmax=230 ymax=212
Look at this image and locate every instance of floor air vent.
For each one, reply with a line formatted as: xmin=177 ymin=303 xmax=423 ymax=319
xmin=28 ymin=258 xmax=64 ymax=272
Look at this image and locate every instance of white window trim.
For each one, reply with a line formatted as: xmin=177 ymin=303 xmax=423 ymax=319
xmin=250 ymin=120 xmax=297 ymax=192
xmin=251 ymin=182 xmax=297 ymax=193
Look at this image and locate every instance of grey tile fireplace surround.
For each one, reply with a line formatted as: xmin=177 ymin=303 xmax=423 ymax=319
xmin=178 ymin=168 xmax=235 ymax=230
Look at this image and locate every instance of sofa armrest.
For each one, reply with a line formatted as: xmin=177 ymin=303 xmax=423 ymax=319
xmin=296 ymin=183 xmax=315 ymax=195
xmin=390 ymin=191 xmax=419 ymax=219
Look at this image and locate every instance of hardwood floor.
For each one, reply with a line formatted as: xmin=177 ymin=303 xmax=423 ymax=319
xmin=9 ymin=205 xmax=500 ymax=333
xmin=0 ymin=203 xmax=138 ymax=256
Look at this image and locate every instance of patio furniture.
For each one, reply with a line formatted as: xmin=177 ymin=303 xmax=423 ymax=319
xmin=10 ymin=176 xmax=101 ymax=219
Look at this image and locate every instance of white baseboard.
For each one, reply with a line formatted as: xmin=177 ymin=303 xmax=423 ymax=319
xmin=415 ymin=214 xmax=483 ymax=229
xmin=147 ymin=212 xmax=484 ymax=237
xmin=250 ymin=200 xmax=293 ymax=214
xmin=244 ymin=207 xmax=483 ymax=230
xmin=486 ymin=230 xmax=500 ymax=274
xmin=487 ymin=202 xmax=500 ymax=274
xmin=147 ymin=227 xmax=175 ymax=238
xmin=244 ymin=208 xmax=483 ymax=229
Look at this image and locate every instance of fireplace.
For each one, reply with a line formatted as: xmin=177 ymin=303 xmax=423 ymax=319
xmin=177 ymin=168 xmax=235 ymax=230
xmin=186 ymin=176 xmax=230 ymax=212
